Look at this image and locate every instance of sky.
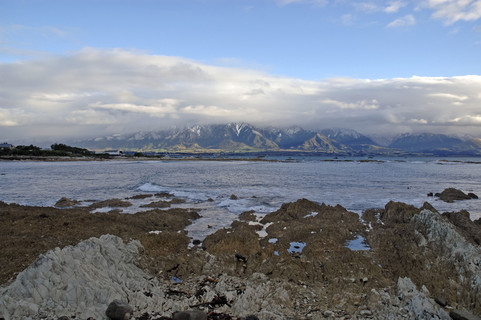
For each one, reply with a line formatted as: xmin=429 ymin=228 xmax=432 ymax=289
xmin=1 ymin=0 xmax=481 ymax=143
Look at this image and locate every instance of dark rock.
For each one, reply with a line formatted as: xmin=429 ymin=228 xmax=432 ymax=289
xmin=229 ymin=194 xmax=238 ymax=200
xmin=207 ymin=198 xmax=214 ymax=202
xmin=54 ymin=197 xmax=80 ymax=208
xmin=172 ymin=310 xmax=207 ymax=320
xmin=427 ymin=192 xmax=434 ymax=197
xmin=421 ymin=202 xmax=438 ymax=214
xmin=140 ymin=200 xmax=171 ymax=208
xmin=105 ymin=300 xmax=133 ymax=320
xmin=449 ymin=309 xmax=481 ymax=320
xmin=89 ymin=198 xmax=132 ymax=209
xmin=443 ymin=210 xmax=481 ymax=245
xmin=437 ymin=188 xmax=471 ymax=203
xmin=245 ymin=316 xmax=259 ymax=320
xmin=435 ymin=296 xmax=447 ymax=307
xmin=170 ymin=198 xmax=186 ymax=204
xmin=468 ymin=193 xmax=479 ymax=199
xmin=239 ymin=210 xmax=256 ymax=222
xmin=380 ymin=201 xmax=419 ymax=224
xmin=156 ymin=192 xmax=174 ymax=198
xmin=192 ymin=239 xmax=201 ymax=245
xmin=235 ymin=253 xmax=247 ymax=263
xmin=127 ymin=194 xmax=153 ymax=200
xmin=207 ymin=312 xmax=233 ymax=320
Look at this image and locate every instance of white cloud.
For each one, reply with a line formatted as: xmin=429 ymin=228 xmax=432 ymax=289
xmin=1 ymin=49 xmax=481 ymax=141
xmin=384 ymin=0 xmax=407 ymax=13
xmin=387 ymin=14 xmax=416 ymax=27
xmin=276 ymin=0 xmax=328 ymax=6
xmin=424 ymin=0 xmax=481 ymax=24
xmin=341 ymin=14 xmax=355 ymax=25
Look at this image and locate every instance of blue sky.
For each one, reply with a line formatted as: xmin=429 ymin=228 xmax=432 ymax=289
xmin=2 ymin=0 xmax=481 ymax=79
xmin=1 ymin=0 xmax=481 ymax=142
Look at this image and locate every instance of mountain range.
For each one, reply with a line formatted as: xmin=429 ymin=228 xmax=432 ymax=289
xmin=75 ymin=123 xmax=481 ymax=156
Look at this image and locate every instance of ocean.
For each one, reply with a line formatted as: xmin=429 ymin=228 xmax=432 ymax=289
xmin=1 ymin=157 xmax=480 ymax=239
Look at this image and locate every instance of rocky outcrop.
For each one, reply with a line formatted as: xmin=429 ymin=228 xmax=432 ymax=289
xmin=435 ymin=188 xmax=478 ymax=203
xmin=396 ymin=277 xmax=450 ymax=319
xmin=380 ymin=201 xmax=420 ymax=224
xmin=89 ymin=198 xmax=133 ymax=209
xmin=2 ymin=198 xmax=481 ymax=319
xmin=443 ymin=210 xmax=481 ymax=245
xmin=54 ymin=197 xmax=80 ymax=208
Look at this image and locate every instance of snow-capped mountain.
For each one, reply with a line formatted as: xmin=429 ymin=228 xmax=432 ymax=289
xmin=75 ymin=124 xmax=481 ymax=155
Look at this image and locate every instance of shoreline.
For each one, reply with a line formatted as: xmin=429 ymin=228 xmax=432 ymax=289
xmin=1 ymin=195 xmax=481 ymax=319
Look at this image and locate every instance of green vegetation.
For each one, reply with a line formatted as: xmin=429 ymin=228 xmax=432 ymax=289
xmin=0 ymin=144 xmax=93 ymax=157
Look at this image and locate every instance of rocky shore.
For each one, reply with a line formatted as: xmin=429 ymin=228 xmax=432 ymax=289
xmin=1 ymin=191 xmax=481 ymax=319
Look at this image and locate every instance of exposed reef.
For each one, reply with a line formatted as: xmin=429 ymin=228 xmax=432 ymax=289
xmin=1 ymin=196 xmax=481 ymax=319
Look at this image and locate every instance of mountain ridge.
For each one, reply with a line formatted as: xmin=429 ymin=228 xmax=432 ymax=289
xmin=75 ymin=123 xmax=481 ymax=156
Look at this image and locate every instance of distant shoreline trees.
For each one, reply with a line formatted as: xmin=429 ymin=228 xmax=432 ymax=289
xmin=0 ymin=143 xmax=94 ymax=157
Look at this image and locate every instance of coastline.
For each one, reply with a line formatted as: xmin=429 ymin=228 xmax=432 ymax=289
xmin=1 ymin=194 xmax=481 ymax=319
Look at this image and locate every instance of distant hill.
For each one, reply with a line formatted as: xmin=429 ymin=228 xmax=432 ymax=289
xmin=389 ymin=133 xmax=481 ymax=155
xmin=75 ymin=123 xmax=481 ymax=156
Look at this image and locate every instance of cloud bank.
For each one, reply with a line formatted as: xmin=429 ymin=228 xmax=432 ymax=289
xmin=1 ymin=48 xmax=481 ymax=142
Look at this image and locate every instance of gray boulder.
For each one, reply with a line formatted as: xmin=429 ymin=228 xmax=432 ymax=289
xmin=106 ymin=300 xmax=133 ymax=320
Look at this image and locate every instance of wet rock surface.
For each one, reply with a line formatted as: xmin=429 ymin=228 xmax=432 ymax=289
xmin=1 ymin=196 xmax=481 ymax=319
xmin=435 ymin=188 xmax=478 ymax=203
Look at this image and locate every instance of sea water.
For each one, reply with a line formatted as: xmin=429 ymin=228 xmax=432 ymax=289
xmin=1 ymin=158 xmax=480 ymax=239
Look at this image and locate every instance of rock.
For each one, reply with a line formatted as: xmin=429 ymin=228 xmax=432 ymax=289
xmin=170 ymin=198 xmax=186 ymax=204
xmin=140 ymin=200 xmax=171 ymax=208
xmin=436 ymin=188 xmax=472 ymax=203
xmin=57 ymin=317 xmax=70 ymax=320
xmin=245 ymin=316 xmax=259 ymax=320
xmin=427 ymin=192 xmax=434 ymax=197
xmin=468 ymin=193 xmax=479 ymax=199
xmin=396 ymin=277 xmax=450 ymax=319
xmin=239 ymin=210 xmax=256 ymax=222
xmin=230 ymin=194 xmax=238 ymax=200
xmin=89 ymin=198 xmax=132 ymax=209
xmin=172 ymin=310 xmax=207 ymax=320
xmin=443 ymin=210 xmax=481 ymax=245
xmin=449 ymin=309 xmax=481 ymax=320
xmin=105 ymin=300 xmax=133 ymax=320
xmin=435 ymin=296 xmax=447 ymax=307
xmin=323 ymin=310 xmax=334 ymax=317
xmin=54 ymin=197 xmax=80 ymax=208
xmin=359 ymin=309 xmax=372 ymax=316
xmin=380 ymin=201 xmax=419 ymax=224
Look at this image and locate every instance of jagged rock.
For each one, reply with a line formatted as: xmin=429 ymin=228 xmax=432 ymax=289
xmin=436 ymin=188 xmax=472 ymax=203
xmin=229 ymin=194 xmax=238 ymax=200
xmin=172 ymin=310 xmax=207 ymax=320
xmin=468 ymin=193 xmax=479 ymax=199
xmin=238 ymin=210 xmax=256 ymax=222
xmin=54 ymin=197 xmax=80 ymax=208
xmin=105 ymin=300 xmax=133 ymax=320
xmin=380 ymin=201 xmax=419 ymax=224
xmin=449 ymin=309 xmax=481 ymax=320
xmin=443 ymin=210 xmax=481 ymax=245
xmin=396 ymin=277 xmax=450 ymax=319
